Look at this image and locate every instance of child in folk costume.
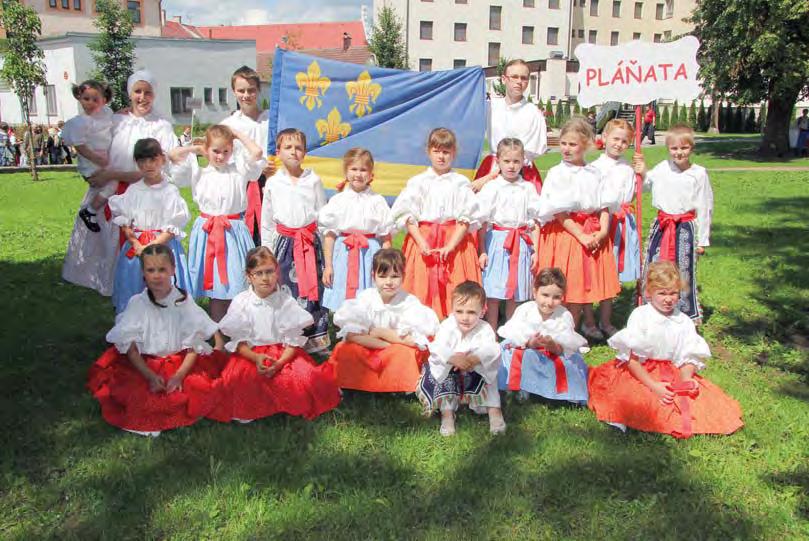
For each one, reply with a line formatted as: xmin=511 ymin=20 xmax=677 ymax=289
xmin=110 ymin=138 xmax=192 ymax=316
xmin=417 ymin=281 xmax=505 ymax=436
xmin=320 ymin=148 xmax=393 ymax=312
xmin=88 ymin=244 xmax=224 ymax=436
xmin=477 ymin=137 xmax=542 ymax=329
xmin=391 ymin=128 xmax=482 ymax=319
xmin=472 ymin=59 xmax=547 ymax=194
xmin=330 ymin=249 xmax=440 ymax=393
xmin=210 ymin=247 xmax=341 ymax=422
xmin=260 ymin=128 xmax=330 ymax=353
xmin=537 ymin=118 xmax=620 ymax=340
xmin=590 ymin=119 xmax=641 ymax=337
xmin=169 ymin=125 xmax=265 ymax=325
xmin=497 ymin=268 xmax=590 ymax=404
xmin=632 ymin=124 xmax=714 ymax=322
xmin=588 ymin=261 xmax=743 ymax=438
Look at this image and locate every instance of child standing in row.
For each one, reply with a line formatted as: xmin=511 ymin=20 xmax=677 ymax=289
xmin=110 ymin=138 xmax=192 ymax=315
xmin=477 ymin=137 xmax=541 ymax=329
xmin=260 ymin=128 xmax=330 ymax=353
xmin=417 ymin=281 xmax=505 ymax=436
xmin=588 ymin=261 xmax=743 ymax=438
xmin=330 ymin=249 xmax=440 ymax=393
xmin=391 ymin=128 xmax=481 ymax=319
xmin=319 ymin=148 xmax=393 ymax=312
xmin=537 ymin=118 xmax=620 ymax=339
xmin=170 ymin=125 xmax=265 ymax=324
xmin=633 ymin=124 xmax=714 ymax=322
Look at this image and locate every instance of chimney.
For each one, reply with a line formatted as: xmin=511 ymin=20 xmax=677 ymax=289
xmin=343 ymin=32 xmax=351 ymax=51
xmin=172 ymin=15 xmax=182 ymax=24
xmin=160 ymin=9 xmax=166 ymax=26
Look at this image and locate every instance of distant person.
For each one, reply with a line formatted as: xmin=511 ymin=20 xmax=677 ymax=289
xmin=641 ymin=103 xmax=656 ymax=144
xmin=586 ymin=111 xmax=597 ymax=131
xmin=0 ymin=123 xmax=13 ymax=166
xmin=179 ymin=125 xmax=193 ymax=147
xmin=796 ymin=108 xmax=809 ymax=157
xmin=56 ymin=120 xmax=72 ymax=164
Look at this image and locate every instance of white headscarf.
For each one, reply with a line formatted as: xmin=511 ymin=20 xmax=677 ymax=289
xmin=127 ymin=69 xmax=157 ymax=96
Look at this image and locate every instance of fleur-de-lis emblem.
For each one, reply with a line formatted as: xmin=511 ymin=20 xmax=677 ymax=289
xmin=345 ymin=71 xmax=382 ymax=118
xmin=315 ymin=107 xmax=352 ymax=145
xmin=295 ymin=61 xmax=331 ymax=111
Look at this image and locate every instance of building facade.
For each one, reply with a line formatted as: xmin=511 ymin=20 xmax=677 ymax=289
xmin=21 ymin=0 xmax=163 ymax=37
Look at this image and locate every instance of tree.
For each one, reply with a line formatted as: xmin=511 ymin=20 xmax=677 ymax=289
xmin=671 ymin=101 xmax=680 ymax=126
xmin=744 ymin=108 xmax=757 ymax=133
xmin=573 ymin=101 xmax=581 ymax=115
xmin=659 ymin=106 xmax=670 ymax=130
xmin=758 ymin=102 xmax=767 ymax=132
xmin=368 ymin=5 xmax=408 ymax=69
xmin=690 ymin=0 xmax=809 ymax=155
xmin=544 ymin=98 xmax=555 ymax=128
xmin=555 ymin=100 xmax=565 ymax=126
xmin=563 ymin=101 xmax=572 ymax=120
xmin=678 ymin=102 xmax=688 ymax=125
xmin=0 ymin=0 xmax=47 ymax=181
xmin=491 ymin=57 xmax=509 ymax=97
xmin=687 ymin=101 xmax=697 ymax=128
xmin=697 ymin=99 xmax=708 ymax=131
xmin=733 ymin=106 xmax=744 ymax=133
xmin=88 ymin=0 xmax=135 ymax=111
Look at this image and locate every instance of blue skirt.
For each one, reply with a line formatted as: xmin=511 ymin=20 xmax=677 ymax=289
xmin=644 ymin=218 xmax=700 ymax=320
xmin=112 ymin=238 xmax=192 ymax=314
xmin=497 ymin=346 xmax=589 ymax=404
xmin=482 ymin=228 xmax=534 ymax=302
xmin=322 ymin=235 xmax=381 ymax=312
xmin=613 ymin=213 xmax=641 ymax=283
xmin=187 ymin=216 xmax=254 ymax=300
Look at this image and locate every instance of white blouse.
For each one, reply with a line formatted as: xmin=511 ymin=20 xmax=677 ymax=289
xmin=645 ymin=160 xmax=714 ymax=247
xmin=591 ymin=154 xmax=636 ymax=211
xmin=108 ymin=178 xmax=190 ymax=237
xmin=260 ymin=168 xmax=327 ymax=248
xmin=608 ymin=303 xmax=710 ymax=369
xmin=220 ymin=109 xmax=270 ymax=158
xmin=108 ymin=112 xmax=178 ymax=174
xmin=318 ymin=187 xmax=393 ymax=237
xmin=219 ymin=287 xmax=314 ymax=351
xmin=427 ymin=317 xmax=501 ymax=384
xmin=488 ymin=97 xmax=548 ymax=159
xmin=61 ymin=106 xmax=113 ymax=178
xmin=390 ymin=168 xmax=480 ymax=230
xmin=107 ymin=288 xmax=217 ymax=357
xmin=171 ymin=151 xmax=265 ymax=216
xmin=536 ymin=161 xmax=611 ymax=224
xmin=333 ymin=288 xmax=440 ymax=350
xmin=476 ymin=176 xmax=541 ymax=228
xmin=497 ymin=303 xmax=588 ymax=356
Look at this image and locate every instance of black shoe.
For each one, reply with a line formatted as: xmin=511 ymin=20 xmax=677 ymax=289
xmin=78 ymin=207 xmax=101 ymax=233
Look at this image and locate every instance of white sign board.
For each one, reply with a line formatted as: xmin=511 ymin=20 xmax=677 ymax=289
xmin=185 ymin=96 xmax=203 ymax=110
xmin=574 ymin=36 xmax=701 ymax=108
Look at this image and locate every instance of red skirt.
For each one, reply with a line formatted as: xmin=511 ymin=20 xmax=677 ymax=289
xmin=588 ymin=359 xmax=744 ymax=438
xmin=329 ymin=341 xmax=428 ymax=393
xmin=207 ymin=344 xmax=341 ymax=422
xmin=87 ymin=347 xmax=227 ymax=433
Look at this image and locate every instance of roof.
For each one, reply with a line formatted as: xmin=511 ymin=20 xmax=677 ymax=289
xmin=161 ymin=20 xmax=204 ymax=39
xmin=255 ymin=45 xmax=373 ymax=81
xmin=194 ymin=21 xmax=367 ymax=52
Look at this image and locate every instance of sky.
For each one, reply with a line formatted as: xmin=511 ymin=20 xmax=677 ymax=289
xmin=162 ymin=0 xmax=370 ymax=26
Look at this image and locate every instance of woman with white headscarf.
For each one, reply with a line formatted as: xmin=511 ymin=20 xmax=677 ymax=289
xmin=63 ymin=70 xmax=178 ymax=296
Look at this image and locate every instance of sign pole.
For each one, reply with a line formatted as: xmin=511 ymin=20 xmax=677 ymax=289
xmin=634 ymin=105 xmax=644 ymax=306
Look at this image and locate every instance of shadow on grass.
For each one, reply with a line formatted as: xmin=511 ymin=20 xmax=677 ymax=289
xmin=695 ymin=141 xmax=808 ymax=164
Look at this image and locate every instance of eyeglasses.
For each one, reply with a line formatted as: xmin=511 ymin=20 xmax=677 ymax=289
xmin=505 ymin=75 xmax=530 ymax=82
xmin=250 ymin=269 xmax=276 ymax=279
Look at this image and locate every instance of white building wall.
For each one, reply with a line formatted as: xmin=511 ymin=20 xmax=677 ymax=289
xmin=24 ymin=0 xmax=162 ymax=38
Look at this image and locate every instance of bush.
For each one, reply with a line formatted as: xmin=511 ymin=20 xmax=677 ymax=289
xmin=555 ymin=100 xmax=565 ymax=126
xmin=697 ymin=100 xmax=708 ymax=131
xmin=688 ymin=101 xmax=697 ymax=128
xmin=659 ymin=106 xmax=670 ymax=130
xmin=671 ymin=101 xmax=679 ymax=126
xmin=744 ymin=108 xmax=757 ymax=133
xmin=733 ymin=106 xmax=744 ymax=133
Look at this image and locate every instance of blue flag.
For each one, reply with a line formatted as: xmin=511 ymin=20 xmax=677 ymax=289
xmin=267 ymin=48 xmax=486 ymax=195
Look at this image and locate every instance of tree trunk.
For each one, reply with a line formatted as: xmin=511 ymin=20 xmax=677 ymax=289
xmin=21 ymin=100 xmax=39 ymax=181
xmin=708 ymin=93 xmax=720 ymax=134
xmin=759 ymin=84 xmax=801 ymax=157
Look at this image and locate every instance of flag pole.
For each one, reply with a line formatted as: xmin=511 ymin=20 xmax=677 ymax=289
xmin=634 ymin=104 xmax=644 ymax=306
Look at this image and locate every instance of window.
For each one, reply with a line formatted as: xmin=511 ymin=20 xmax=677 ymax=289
xmin=571 ymin=28 xmax=576 ymax=37
xmin=610 ymin=31 xmax=619 ymax=45
xmin=49 ymin=0 xmax=56 ymax=7
xmin=170 ymin=87 xmax=193 ymax=115
xmin=455 ymin=0 xmax=467 ymax=3
xmin=218 ymin=88 xmax=227 ymax=105
xmin=73 ymin=0 xmax=81 ymax=9
xmin=664 ymin=30 xmax=672 ymax=40
xmin=487 ymin=42 xmax=501 ymax=66
xmin=454 ymin=22 xmax=467 ymax=42
xmin=665 ymin=0 xmax=673 ymax=17
xmin=522 ymin=26 xmax=534 ymax=44
xmin=612 ymin=1 xmax=621 ymax=17
xmin=127 ymin=0 xmax=141 ymax=24
xmin=454 ymin=59 xmax=467 ymax=69
xmin=44 ymin=85 xmax=57 ymax=116
xmin=578 ymin=29 xmax=585 ymax=37
xmin=489 ymin=6 xmax=501 ymax=30
xmin=420 ymin=21 xmax=433 ymax=40
xmin=547 ymin=27 xmax=559 ymax=45
xmin=548 ymin=0 xmax=560 ymax=9
xmin=653 ymin=33 xmax=662 ymax=42
xmin=588 ymin=30 xmax=597 ymax=43
xmin=590 ymin=0 xmax=599 ymax=15
xmin=580 ymin=0 xmax=586 ymax=5
xmin=204 ymin=87 xmax=213 ymax=105
xmin=61 ymin=0 xmax=69 ymax=8
xmin=419 ymin=58 xmax=432 ymax=72
xmin=634 ymin=2 xmax=642 ymax=18
xmin=633 ymin=32 xmax=641 ymax=40
xmin=524 ymin=0 xmax=534 ymax=6
xmin=25 ymin=89 xmax=37 ymax=115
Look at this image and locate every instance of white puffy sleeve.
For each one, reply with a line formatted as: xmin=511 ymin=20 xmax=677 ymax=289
xmin=317 ymin=193 xmax=345 ymax=236
xmin=235 ymin=150 xmax=266 ymax=185
xmin=673 ymin=321 xmax=710 ymax=370
xmin=549 ymin=310 xmax=589 ymax=356
xmin=470 ymin=324 xmax=502 ymax=384
xmin=106 ymin=296 xmax=147 ymax=353
xmin=313 ymin=175 xmax=327 ymax=213
xmin=219 ymin=294 xmax=255 ymax=352
xmin=178 ymin=299 xmax=217 ymax=354
xmin=154 ymin=119 xmax=179 ymax=156
xmin=333 ymin=297 xmax=374 ymax=338
xmin=276 ymin=295 xmax=315 ymax=347
xmin=599 ymin=165 xmax=631 ymax=213
xmin=523 ymin=107 xmax=548 ymax=158
xmin=536 ymin=167 xmax=580 ymax=224
xmin=693 ymin=168 xmax=714 ymax=247
xmin=162 ymin=184 xmax=190 ymax=238
xmin=454 ymin=180 xmax=481 ymax=230
xmin=475 ymin=181 xmax=498 ymax=225
xmin=260 ymin=179 xmax=277 ymax=248
xmin=397 ymin=300 xmax=440 ymax=350
xmin=607 ymin=307 xmax=655 ymax=362
xmin=497 ymin=303 xmax=537 ymax=348
xmin=390 ymin=176 xmax=424 ymax=229
xmin=169 ymin=152 xmax=200 ymax=190
xmin=107 ymin=190 xmax=134 ymax=227
xmin=427 ymin=319 xmax=460 ymax=382
xmin=60 ymin=116 xmax=88 ymax=146
xmin=370 ymin=194 xmax=394 ymax=237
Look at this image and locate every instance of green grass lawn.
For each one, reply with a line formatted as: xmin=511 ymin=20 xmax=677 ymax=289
xmin=1 ymin=145 xmax=808 ymax=539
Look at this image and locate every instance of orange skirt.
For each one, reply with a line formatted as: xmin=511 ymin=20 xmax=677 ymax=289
xmin=329 ymin=341 xmax=428 ymax=393
xmin=538 ymin=221 xmax=620 ymax=303
xmin=588 ymin=359 xmax=744 ymax=438
xmin=402 ymin=223 xmax=481 ymax=319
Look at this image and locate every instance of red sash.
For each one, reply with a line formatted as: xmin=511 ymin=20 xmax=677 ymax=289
xmin=492 ymin=224 xmax=532 ymax=299
xmin=341 ymin=231 xmax=374 ymax=300
xmin=419 ymin=220 xmax=457 ymax=316
xmin=200 ymin=212 xmax=241 ymax=291
xmin=657 ymin=210 xmax=695 ymax=262
xmin=654 ymin=360 xmax=700 ymax=439
xmin=244 ymin=180 xmax=262 ymax=236
xmin=276 ymin=222 xmax=319 ymax=302
xmin=570 ymin=212 xmax=602 ymax=292
xmin=124 ymin=229 xmax=160 ymax=259
xmin=611 ymin=202 xmax=635 ymax=273
xmin=474 ymin=154 xmax=543 ymax=193
xmin=508 ymin=347 xmax=568 ymax=393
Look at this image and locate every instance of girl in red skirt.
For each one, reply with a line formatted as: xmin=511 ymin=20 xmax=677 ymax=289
xmin=588 ymin=261 xmax=743 ymax=438
xmin=537 ymin=118 xmax=620 ymax=340
xmin=329 ymin=248 xmax=440 ymax=393
xmin=390 ymin=128 xmax=482 ymax=319
xmin=210 ymin=246 xmax=341 ymax=422
xmin=87 ymin=244 xmax=224 ymax=437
